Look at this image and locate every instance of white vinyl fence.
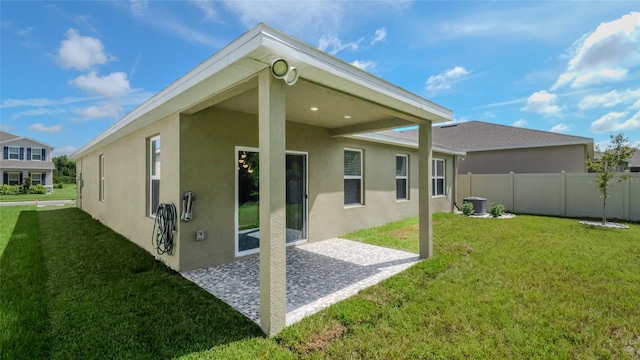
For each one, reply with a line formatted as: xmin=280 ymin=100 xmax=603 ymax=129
xmin=457 ymin=171 xmax=640 ymax=221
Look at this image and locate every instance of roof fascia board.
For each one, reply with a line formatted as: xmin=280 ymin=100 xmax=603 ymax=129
xmin=329 ymin=118 xmax=416 ymax=137
xmin=350 ymin=133 xmax=466 ymax=156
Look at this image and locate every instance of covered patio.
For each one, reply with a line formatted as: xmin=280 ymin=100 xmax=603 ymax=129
xmin=181 ymin=238 xmax=420 ymax=326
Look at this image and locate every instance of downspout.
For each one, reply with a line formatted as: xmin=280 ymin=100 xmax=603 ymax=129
xmin=452 ymin=155 xmax=457 ymax=213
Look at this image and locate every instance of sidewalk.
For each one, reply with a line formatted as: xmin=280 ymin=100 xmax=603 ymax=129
xmin=0 ymin=200 xmax=76 ymax=207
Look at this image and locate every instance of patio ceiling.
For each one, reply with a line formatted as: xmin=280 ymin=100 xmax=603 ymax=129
xmin=186 ymin=76 xmax=420 ymax=134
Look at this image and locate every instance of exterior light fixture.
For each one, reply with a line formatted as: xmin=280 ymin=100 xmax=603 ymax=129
xmin=284 ymin=67 xmax=299 ymax=85
xmin=344 ymin=115 xmax=352 ymax=119
xmin=271 ymin=59 xmax=289 ymax=78
xmin=270 ymin=58 xmax=299 ymax=86
xmin=310 ymin=107 xmax=319 ymax=111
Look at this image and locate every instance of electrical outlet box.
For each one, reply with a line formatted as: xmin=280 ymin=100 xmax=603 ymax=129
xmin=196 ymin=230 xmax=205 ymax=241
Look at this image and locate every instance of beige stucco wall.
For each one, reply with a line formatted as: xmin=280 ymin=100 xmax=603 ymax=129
xmin=458 ymin=145 xmax=588 ymax=174
xmin=76 ymin=113 xmax=181 ymax=270
xmin=178 ymin=107 xmax=448 ymax=270
xmin=76 ymin=105 xmax=453 ymax=272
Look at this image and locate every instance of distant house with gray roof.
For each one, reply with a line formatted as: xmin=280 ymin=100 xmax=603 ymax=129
xmin=369 ymin=121 xmax=594 ymax=174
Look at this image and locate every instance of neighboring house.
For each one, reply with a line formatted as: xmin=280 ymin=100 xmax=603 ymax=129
xmin=382 ymin=121 xmax=594 ymax=174
xmin=0 ymin=131 xmax=55 ymax=192
xmin=70 ymin=24 xmax=452 ymax=334
xmin=627 ymin=151 xmax=640 ymax=172
xmin=352 ymin=130 xmax=466 ymax=213
xmin=593 ymin=149 xmax=640 ymax=173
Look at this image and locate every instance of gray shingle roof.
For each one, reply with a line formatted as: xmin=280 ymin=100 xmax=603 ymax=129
xmin=377 ymin=121 xmax=593 ymax=152
xmin=0 ymin=131 xmax=19 ymax=143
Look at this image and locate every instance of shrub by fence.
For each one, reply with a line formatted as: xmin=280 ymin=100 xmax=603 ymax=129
xmin=457 ymin=171 xmax=639 ymax=221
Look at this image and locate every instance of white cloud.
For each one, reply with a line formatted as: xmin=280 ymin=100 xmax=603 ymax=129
xmin=318 ymin=34 xmax=364 ymax=55
xmin=0 ymin=123 xmax=14 ymax=132
xmin=56 ymin=29 xmax=114 ymax=70
xmin=1 ymin=96 xmax=92 ymax=108
xmin=222 ymin=1 xmax=345 ymax=36
xmin=29 ymin=122 xmax=62 ymax=133
xmin=513 ymin=119 xmax=528 ymax=127
xmin=70 ymin=71 xmax=130 ymax=98
xmin=426 ymin=66 xmax=470 ymax=93
xmin=550 ymin=123 xmax=570 ymax=133
xmin=351 ymin=60 xmax=376 ymax=72
xmin=52 ymin=145 xmax=77 ymax=156
xmin=590 ymin=111 xmax=640 ymax=133
xmin=11 ymin=108 xmax=67 ymax=120
xmin=578 ymin=88 xmax=640 ymax=110
xmin=521 ymin=90 xmax=562 ymax=116
xmin=130 ymin=0 xmax=148 ymax=16
xmin=552 ymin=12 xmax=640 ymax=90
xmin=79 ymin=104 xmax=123 ymax=119
xmin=191 ymin=0 xmax=218 ymax=20
xmin=318 ymin=27 xmax=389 ymax=56
xmin=570 ymin=68 xmax=628 ymax=88
xmin=371 ymin=28 xmax=387 ymax=45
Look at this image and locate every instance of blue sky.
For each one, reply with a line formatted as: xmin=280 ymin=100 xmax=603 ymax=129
xmin=1 ymin=1 xmax=639 ymax=156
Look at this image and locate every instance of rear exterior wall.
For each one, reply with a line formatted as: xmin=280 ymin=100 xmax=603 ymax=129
xmin=178 ymin=107 xmax=431 ymax=270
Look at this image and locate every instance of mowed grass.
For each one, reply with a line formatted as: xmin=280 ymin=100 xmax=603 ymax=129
xmin=0 ymin=183 xmax=77 ymax=202
xmin=1 ymin=207 xmax=639 ymax=359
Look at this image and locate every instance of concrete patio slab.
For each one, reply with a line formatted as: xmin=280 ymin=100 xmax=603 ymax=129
xmin=181 ymin=238 xmax=420 ymax=326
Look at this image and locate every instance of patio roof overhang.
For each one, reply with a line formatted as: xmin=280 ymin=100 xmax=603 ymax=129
xmin=70 ymin=23 xmax=452 ymax=160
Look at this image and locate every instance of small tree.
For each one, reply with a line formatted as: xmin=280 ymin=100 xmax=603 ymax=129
xmin=585 ymin=132 xmax=636 ymax=224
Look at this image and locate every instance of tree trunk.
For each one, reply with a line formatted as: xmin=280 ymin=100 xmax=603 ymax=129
xmin=602 ymin=199 xmax=607 ymax=225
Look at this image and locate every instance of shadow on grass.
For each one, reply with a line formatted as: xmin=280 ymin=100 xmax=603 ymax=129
xmin=1 ymin=207 xmax=264 ymax=360
xmin=0 ymin=209 xmax=50 ymax=360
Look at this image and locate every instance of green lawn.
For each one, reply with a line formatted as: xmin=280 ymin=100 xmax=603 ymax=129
xmin=0 ymin=183 xmax=76 ymax=202
xmin=1 ymin=207 xmax=639 ymax=359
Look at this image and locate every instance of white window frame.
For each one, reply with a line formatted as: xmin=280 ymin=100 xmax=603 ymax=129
xmin=31 ymin=172 xmax=42 ymax=185
xmin=8 ymin=172 xmax=20 ymax=185
xmin=8 ymin=147 xmax=19 ymax=160
xmin=432 ymin=158 xmax=446 ymax=197
xmin=396 ymin=154 xmax=409 ymax=201
xmin=31 ymin=147 xmax=42 ymax=160
xmin=99 ymin=154 xmax=105 ymax=202
xmin=344 ymin=148 xmax=364 ymax=207
xmin=149 ymin=136 xmax=161 ymax=217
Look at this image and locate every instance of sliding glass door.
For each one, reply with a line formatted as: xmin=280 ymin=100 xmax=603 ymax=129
xmin=236 ymin=149 xmax=307 ymax=256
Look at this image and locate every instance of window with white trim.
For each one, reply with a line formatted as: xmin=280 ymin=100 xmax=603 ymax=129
xmin=31 ymin=172 xmax=42 ymax=185
xmin=432 ymin=159 xmax=445 ymax=196
xmin=99 ymin=154 xmax=105 ymax=202
xmin=31 ymin=148 xmax=42 ymax=160
xmin=396 ymin=154 xmax=409 ymax=200
xmin=8 ymin=147 xmax=19 ymax=160
xmin=8 ymin=173 xmax=20 ymax=185
xmin=344 ymin=148 xmax=363 ymax=206
xmin=149 ymin=136 xmax=161 ymax=216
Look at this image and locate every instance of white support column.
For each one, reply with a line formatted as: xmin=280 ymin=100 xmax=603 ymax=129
xmin=418 ymin=123 xmax=433 ymax=259
xmin=258 ymin=70 xmax=287 ymax=336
